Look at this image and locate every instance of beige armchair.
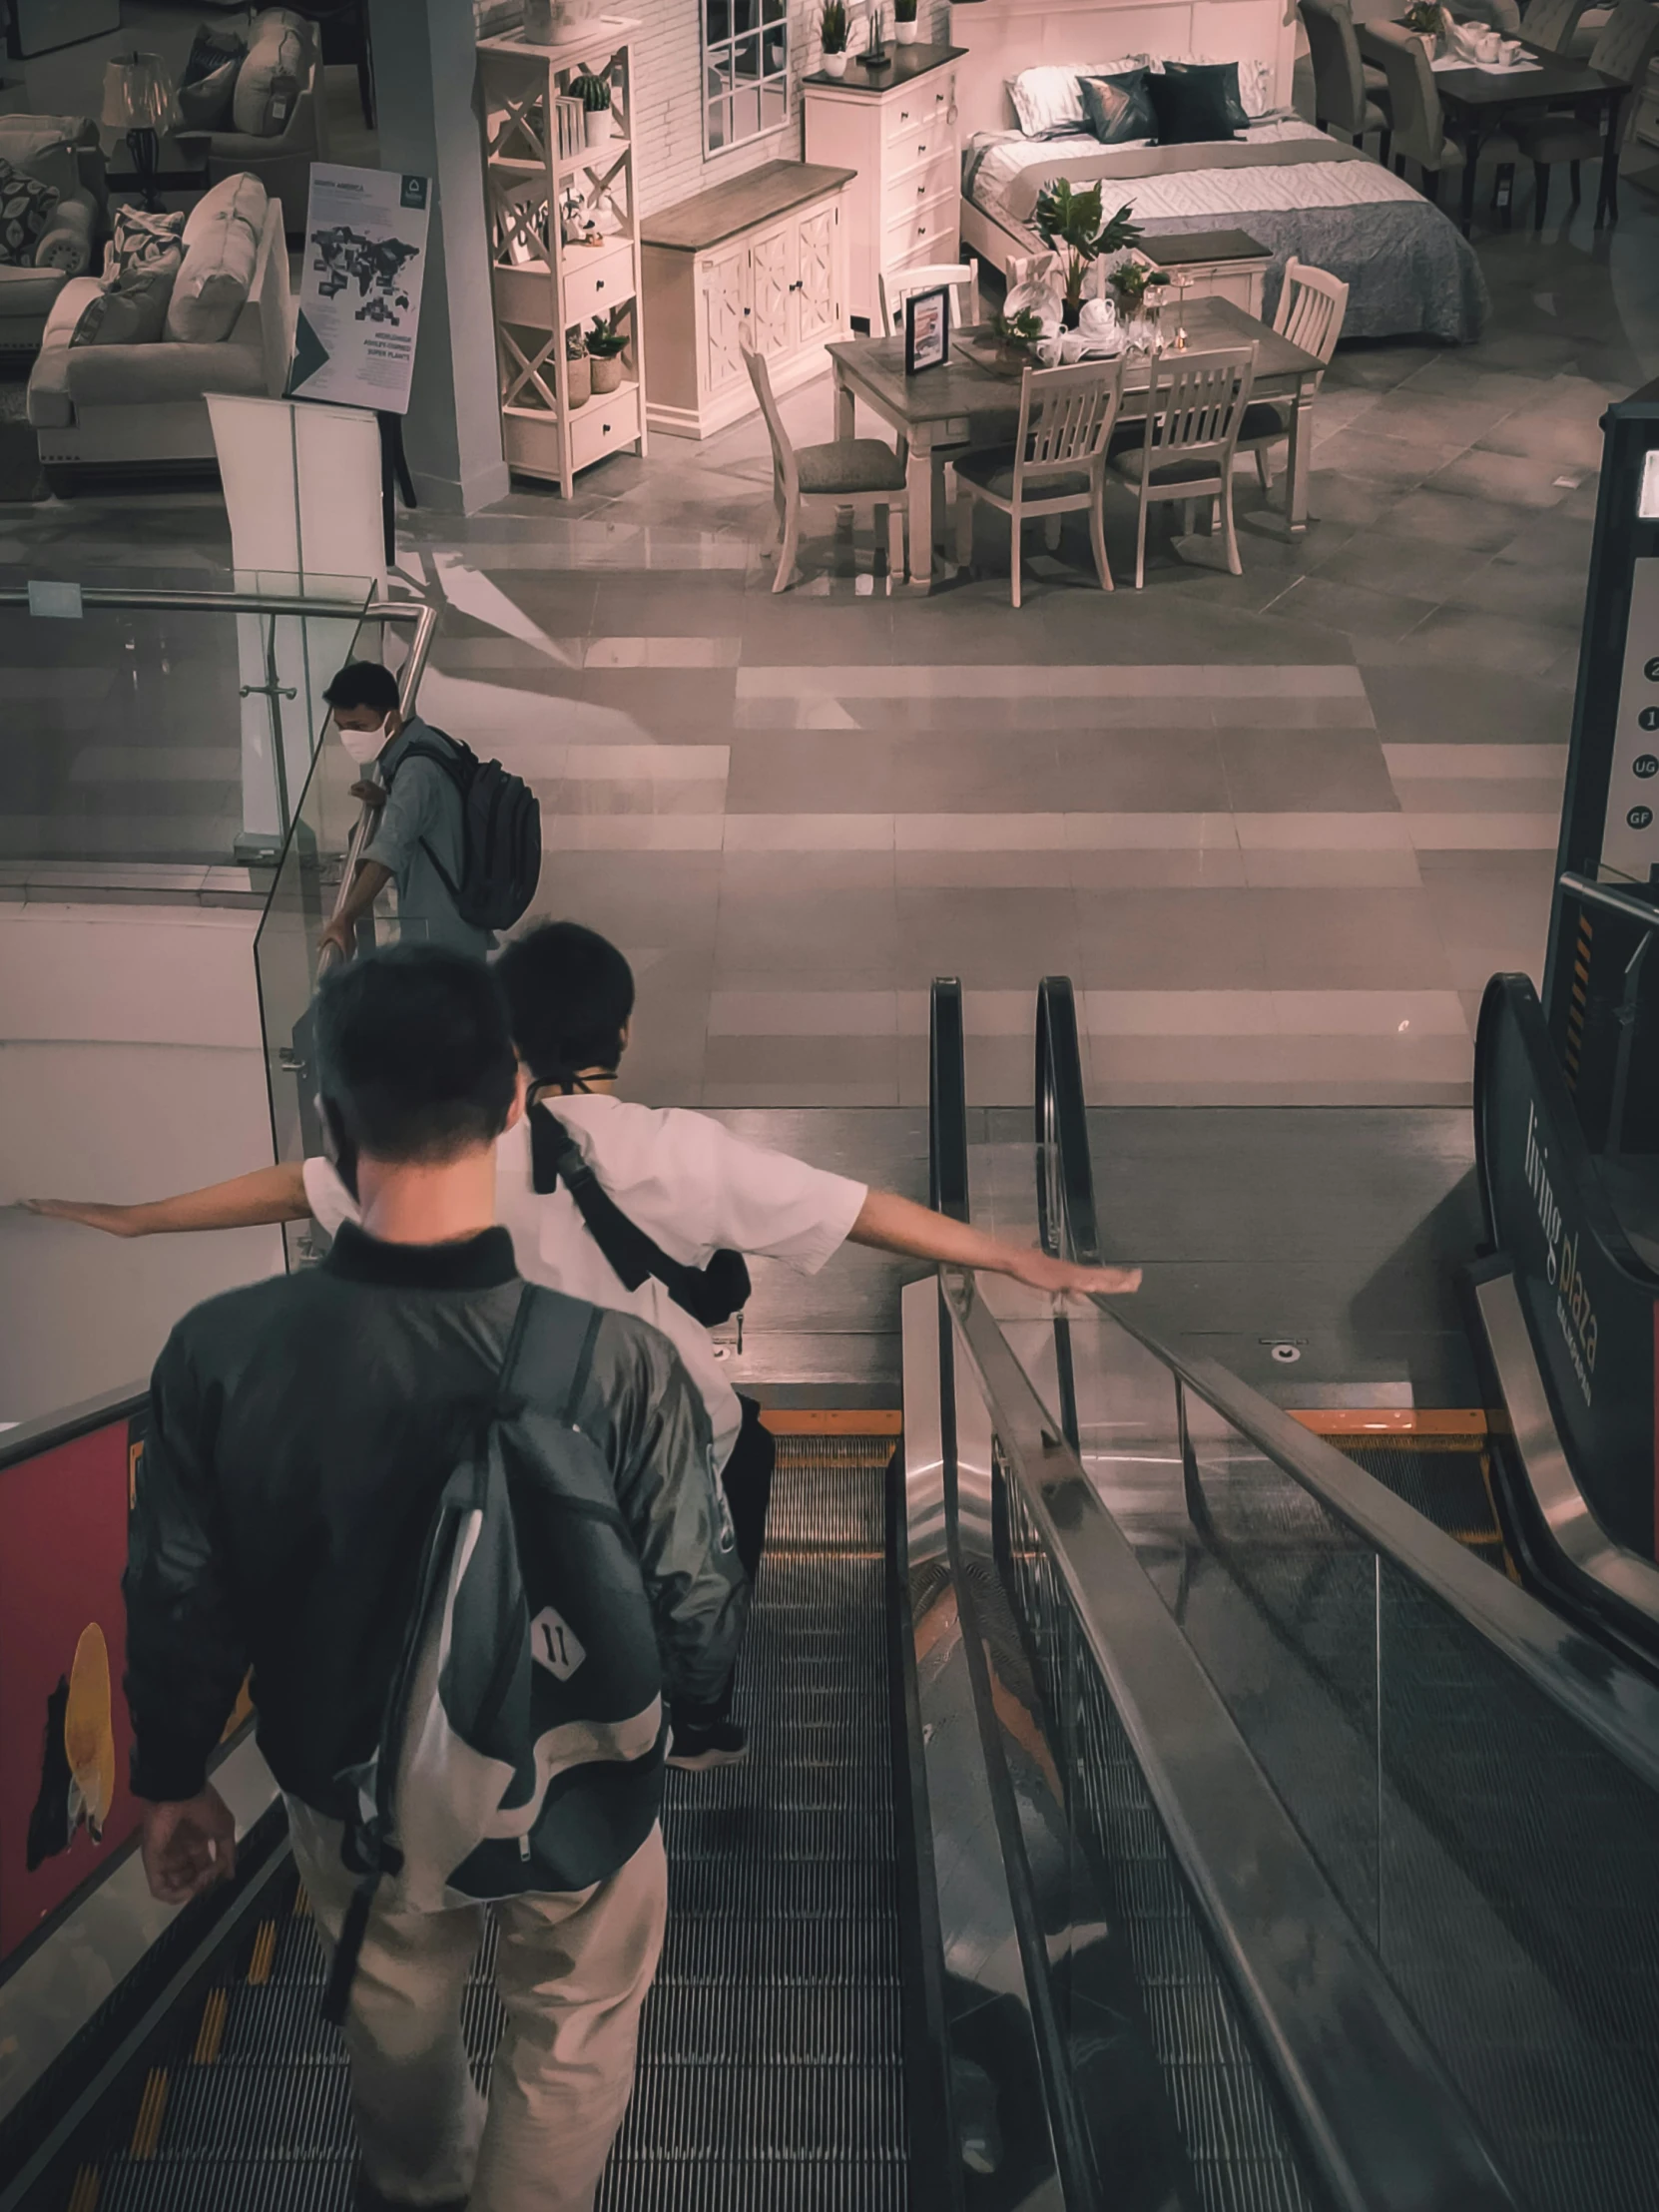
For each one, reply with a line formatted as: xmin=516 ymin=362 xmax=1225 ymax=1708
xmin=174 ymin=11 xmax=331 ymax=238
xmin=0 ymin=115 xmax=106 ymax=357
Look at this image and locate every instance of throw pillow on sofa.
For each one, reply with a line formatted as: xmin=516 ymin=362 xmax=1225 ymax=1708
xmin=233 ymin=10 xmax=310 ymax=137
xmin=177 ymin=22 xmax=248 ymax=131
xmin=69 ymin=256 xmax=182 ymax=347
xmin=0 ymin=157 xmax=59 ymax=267
xmin=165 ymin=170 xmax=268 ymax=342
xmin=103 ymin=206 xmax=187 ymax=277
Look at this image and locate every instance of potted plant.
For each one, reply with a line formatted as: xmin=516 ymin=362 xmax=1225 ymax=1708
xmin=894 ymin=0 xmax=919 ymax=41
xmin=991 ymin=305 xmax=1046 ymax=369
xmin=820 ymin=0 xmax=849 ymax=75
xmin=586 ymin=313 xmax=628 ymax=392
xmin=864 ymin=2 xmax=889 ymax=68
xmin=573 ymin=68 xmax=613 ymax=147
xmin=1402 ymin=0 xmax=1445 ymax=53
xmin=565 ymin=325 xmax=592 ymax=407
xmin=1032 ymin=182 xmax=1143 ymax=328
xmin=1107 ymin=259 xmax=1170 ymax=348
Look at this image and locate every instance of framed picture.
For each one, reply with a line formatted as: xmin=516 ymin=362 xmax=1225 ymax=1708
xmin=904 ymin=284 xmax=949 ymax=374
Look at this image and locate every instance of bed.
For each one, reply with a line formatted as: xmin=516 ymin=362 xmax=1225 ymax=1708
xmin=949 ymin=0 xmax=1490 ymax=343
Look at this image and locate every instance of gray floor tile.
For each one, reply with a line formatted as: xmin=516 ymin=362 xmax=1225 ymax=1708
xmin=1051 ymin=731 xmax=1229 ymax=813
xmin=1362 ymin=663 xmax=1574 ymax=746
xmin=1400 ymin=603 xmax=1572 ymax=680
xmin=892 ymin=886 xmax=1083 ymax=988
xmin=1218 ymin=731 xmax=1398 ymax=814
xmin=1445 ymin=556 xmax=1588 ymax=631
xmin=1251 ymin=888 xmax=1453 ymax=988
xmin=1306 ymin=427 xmax=1466 ymax=489
xmin=1377 ymin=485 xmax=1530 ymax=553
xmin=1259 ymin=575 xmax=1427 ymax=646
xmin=1421 ymin=448 xmax=1573 ymax=510
xmin=1310 ymin=533 xmax=1486 ymax=606
xmin=1074 ymin=888 xmax=1269 ymax=989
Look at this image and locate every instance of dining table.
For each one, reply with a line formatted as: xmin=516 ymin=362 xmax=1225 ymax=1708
xmin=826 ymin=294 xmax=1327 ymax=591
xmin=1357 ymin=25 xmax=1628 ymax=237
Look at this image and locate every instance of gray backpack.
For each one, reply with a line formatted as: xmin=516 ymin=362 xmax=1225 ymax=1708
xmin=322 ymin=1288 xmax=666 ymax=2024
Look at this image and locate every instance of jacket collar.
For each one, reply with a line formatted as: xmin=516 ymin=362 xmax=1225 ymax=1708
xmin=323 ymin=1221 xmax=517 ymax=1291
xmin=376 ymin=713 xmax=433 ymax=776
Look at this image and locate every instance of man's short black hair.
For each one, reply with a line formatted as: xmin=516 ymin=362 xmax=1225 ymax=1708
xmin=322 ymin=660 xmax=401 ymax=716
xmin=315 ymin=945 xmax=517 ymax=1165
xmin=495 ymin=921 xmax=635 ymax=1085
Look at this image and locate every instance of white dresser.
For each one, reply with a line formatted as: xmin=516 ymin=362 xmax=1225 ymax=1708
xmin=803 ymin=44 xmax=965 ymax=332
xmin=641 ymin=160 xmax=853 ymax=441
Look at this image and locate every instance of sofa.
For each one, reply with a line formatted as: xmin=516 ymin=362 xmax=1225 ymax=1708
xmin=173 ymin=9 xmax=331 ymax=239
xmin=0 ymin=115 xmax=106 ymax=357
xmin=27 ymin=176 xmax=292 ymax=485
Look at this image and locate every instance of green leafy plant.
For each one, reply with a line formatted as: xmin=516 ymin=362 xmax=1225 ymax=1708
xmin=820 ymin=0 xmax=848 ymax=52
xmin=586 ymin=312 xmax=628 ymax=357
xmin=572 ymin=67 xmax=612 ymax=110
xmin=1107 ymin=259 xmax=1169 ymax=310
xmin=992 ymin=306 xmax=1046 ymax=352
xmin=566 ymin=325 xmax=589 ymax=358
xmin=1031 ymin=183 xmax=1144 ymax=313
xmin=894 ymin=0 xmax=918 ymax=20
xmin=1402 ymin=2 xmax=1443 ymax=33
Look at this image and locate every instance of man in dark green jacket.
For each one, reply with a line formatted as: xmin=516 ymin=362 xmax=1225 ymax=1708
xmin=126 ymin=945 xmax=744 ymax=2212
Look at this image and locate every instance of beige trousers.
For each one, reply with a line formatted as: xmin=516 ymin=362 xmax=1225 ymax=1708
xmin=286 ymin=1799 xmax=667 ymax=2212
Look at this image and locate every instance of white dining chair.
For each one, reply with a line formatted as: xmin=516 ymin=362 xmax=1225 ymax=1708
xmin=744 ymin=344 xmax=908 ymax=592
xmin=876 ymin=260 xmax=981 ymax=337
xmin=1235 ymin=260 xmax=1350 ymax=497
xmin=952 ymin=356 xmax=1127 ymax=607
xmin=1108 ymin=345 xmax=1258 ymax=588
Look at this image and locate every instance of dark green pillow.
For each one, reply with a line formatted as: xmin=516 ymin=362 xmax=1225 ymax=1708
xmin=1161 ymin=62 xmax=1250 ymax=134
xmin=1078 ymin=68 xmax=1158 ymax=145
xmin=1145 ymin=63 xmax=1241 ymax=145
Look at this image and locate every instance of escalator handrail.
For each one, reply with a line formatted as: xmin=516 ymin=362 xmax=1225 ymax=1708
xmin=0 ymin=1381 xmax=146 ymax=1476
xmin=944 ymin=1268 xmax=1520 ymax=2212
xmin=929 ymin=977 xmax=969 ymax=1223
xmin=1033 ymin=977 xmax=1659 ymax=1795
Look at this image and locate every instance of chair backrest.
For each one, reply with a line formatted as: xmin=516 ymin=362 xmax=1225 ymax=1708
xmin=1588 ymin=0 xmax=1659 ymax=81
xmin=1367 ymin=21 xmax=1447 ymax=167
xmin=1521 ymin=0 xmax=1592 ymax=52
xmin=1137 ymin=345 xmax=1258 ymax=463
xmin=1273 ymin=258 xmax=1349 ymax=375
xmin=1298 ymin=0 xmax=1369 ymax=131
xmin=743 ymin=342 xmax=798 ymax=499
xmin=878 ymin=260 xmax=980 ymax=337
xmin=1010 ymin=356 xmax=1127 ymax=488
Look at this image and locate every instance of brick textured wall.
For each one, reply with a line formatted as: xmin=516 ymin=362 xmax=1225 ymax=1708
xmin=474 ymin=1 xmax=950 ymax=214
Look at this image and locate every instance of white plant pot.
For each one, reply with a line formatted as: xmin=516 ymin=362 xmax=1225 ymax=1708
xmin=566 ymin=354 xmax=592 ymax=408
xmin=583 ymin=110 xmax=611 ymax=147
xmin=895 ymin=17 xmax=918 ymax=41
xmin=822 ymin=49 xmax=848 ymax=75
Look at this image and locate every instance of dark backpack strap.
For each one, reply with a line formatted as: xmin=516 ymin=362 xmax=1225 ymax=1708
xmin=386 ymin=734 xmax=470 ymax=900
xmin=504 ymin=1279 xmax=604 ymax=1427
xmin=528 ymin=1105 xmax=750 ymax=1326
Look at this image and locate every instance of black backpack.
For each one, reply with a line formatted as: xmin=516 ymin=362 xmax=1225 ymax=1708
xmin=529 ymin=1103 xmax=751 ymax=1327
xmin=390 ymin=726 xmax=541 ymax=933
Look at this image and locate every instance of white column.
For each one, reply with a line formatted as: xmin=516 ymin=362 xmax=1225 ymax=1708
xmin=366 ymin=0 xmax=510 ymax=513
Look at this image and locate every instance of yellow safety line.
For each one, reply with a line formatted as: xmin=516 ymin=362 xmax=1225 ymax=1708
xmin=760 ymin=1408 xmax=903 ymax=1436
xmin=193 ymin=1987 xmax=228 ymax=2066
xmin=65 ymin=2166 xmax=100 ymax=2212
xmin=247 ymin=1921 xmax=277 ymax=1987
xmin=292 ymin=1885 xmax=312 ymax=1919
xmin=1288 ymin=1408 xmax=1487 ymax=1438
xmin=129 ymin=2069 xmax=168 ymax=2159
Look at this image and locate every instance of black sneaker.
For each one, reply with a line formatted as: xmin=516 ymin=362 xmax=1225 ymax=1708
xmin=666 ymin=1720 xmax=749 ymax=1771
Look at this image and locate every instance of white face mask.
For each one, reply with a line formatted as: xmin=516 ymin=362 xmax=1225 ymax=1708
xmin=337 ymin=716 xmax=388 ymax=766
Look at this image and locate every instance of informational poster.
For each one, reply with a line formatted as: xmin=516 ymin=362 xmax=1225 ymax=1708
xmin=288 ymin=164 xmax=431 ymax=416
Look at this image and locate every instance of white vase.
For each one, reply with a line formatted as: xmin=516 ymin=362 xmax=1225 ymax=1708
xmin=822 ymin=49 xmax=848 ymax=75
xmin=583 ymin=109 xmax=611 ymax=147
xmin=895 ymin=16 xmax=918 ymax=40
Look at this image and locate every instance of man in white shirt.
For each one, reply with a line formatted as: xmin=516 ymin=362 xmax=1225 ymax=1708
xmin=28 ymin=923 xmax=1139 ymax=1768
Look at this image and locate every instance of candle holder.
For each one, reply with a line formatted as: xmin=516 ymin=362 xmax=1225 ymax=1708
xmin=1172 ymin=271 xmax=1192 ymax=351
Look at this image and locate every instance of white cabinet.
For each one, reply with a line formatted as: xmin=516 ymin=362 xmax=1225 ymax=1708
xmin=642 ymin=161 xmax=853 ymax=441
xmin=804 ymin=45 xmax=964 ymax=332
xmin=478 ymin=22 xmax=649 ymax=497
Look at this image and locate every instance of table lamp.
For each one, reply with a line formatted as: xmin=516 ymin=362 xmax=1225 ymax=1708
xmin=101 ymin=53 xmax=180 ymax=213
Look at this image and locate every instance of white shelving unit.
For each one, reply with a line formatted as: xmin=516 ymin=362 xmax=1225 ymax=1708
xmin=478 ymin=17 xmax=648 ymax=496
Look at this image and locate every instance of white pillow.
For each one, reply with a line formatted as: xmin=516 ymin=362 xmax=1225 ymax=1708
xmin=233 ymin=11 xmax=309 ymax=137
xmin=167 ymin=171 xmax=267 ymax=342
xmin=1150 ymin=53 xmax=1274 ymax=117
xmin=1006 ymin=58 xmax=1147 ymax=137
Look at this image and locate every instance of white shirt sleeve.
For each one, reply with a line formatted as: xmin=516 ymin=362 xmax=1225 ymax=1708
xmin=301 ymin=1154 xmax=361 ymax=1239
xmin=678 ymin=1115 xmax=867 ymax=1275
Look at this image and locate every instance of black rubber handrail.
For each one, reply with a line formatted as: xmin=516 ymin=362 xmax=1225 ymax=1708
xmin=0 ymin=1382 xmax=147 ymax=1477
xmin=928 ymin=977 xmax=968 ymax=1223
xmin=1032 ymin=975 xmax=1659 ymax=1792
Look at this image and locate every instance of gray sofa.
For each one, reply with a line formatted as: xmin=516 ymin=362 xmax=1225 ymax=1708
xmin=175 ymin=9 xmax=332 ymax=238
xmin=0 ymin=115 xmax=106 ymax=357
xmin=28 ymin=192 xmax=291 ymax=483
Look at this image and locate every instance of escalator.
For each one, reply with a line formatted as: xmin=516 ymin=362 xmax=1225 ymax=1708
xmin=9 ymin=982 xmax=1659 ymax=2212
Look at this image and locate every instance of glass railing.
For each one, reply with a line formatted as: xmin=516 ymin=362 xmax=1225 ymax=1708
xmin=252 ymin=600 xmax=438 ymax=1266
xmin=0 ymin=570 xmax=375 ymax=874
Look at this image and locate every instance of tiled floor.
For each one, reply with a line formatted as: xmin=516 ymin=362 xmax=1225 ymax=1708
xmin=4 ymin=176 xmax=1656 ymax=1106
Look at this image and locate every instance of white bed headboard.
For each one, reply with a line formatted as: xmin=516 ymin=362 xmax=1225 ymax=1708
xmin=947 ymin=0 xmax=1297 ymax=134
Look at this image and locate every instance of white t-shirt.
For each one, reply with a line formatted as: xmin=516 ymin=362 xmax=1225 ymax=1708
xmin=301 ymin=1095 xmax=867 ymax=1472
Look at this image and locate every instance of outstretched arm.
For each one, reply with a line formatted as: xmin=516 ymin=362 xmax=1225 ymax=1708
xmin=847 ymin=1188 xmax=1140 ymax=1297
xmin=24 ymin=1163 xmax=310 ymax=1239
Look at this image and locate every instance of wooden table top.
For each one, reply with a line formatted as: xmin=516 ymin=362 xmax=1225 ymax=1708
xmin=827 ymin=296 xmax=1322 ymax=422
xmin=1356 ymin=26 xmax=1617 ymax=107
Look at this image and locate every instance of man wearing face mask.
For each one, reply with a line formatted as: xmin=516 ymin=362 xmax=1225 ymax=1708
xmin=317 ymin=660 xmax=493 ymax=965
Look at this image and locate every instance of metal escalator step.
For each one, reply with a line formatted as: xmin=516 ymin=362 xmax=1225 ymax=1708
xmin=97 ymin=2160 xmax=353 ymax=2212
xmin=597 ymin=2163 xmax=907 ymax=2212
xmin=668 ymin=1853 xmax=895 ymax=1920
xmin=143 ymin=2058 xmax=351 ymax=2156
xmin=634 ymin=1981 xmax=902 ymax=2062
xmin=664 ymin=1807 xmax=895 ymax=1861
xmin=608 ymin=2058 xmax=905 ymax=2159
xmin=657 ymin=1910 xmax=901 ymax=1985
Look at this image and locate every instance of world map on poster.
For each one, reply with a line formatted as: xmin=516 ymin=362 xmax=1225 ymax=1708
xmin=288 ymin=164 xmax=431 ymax=416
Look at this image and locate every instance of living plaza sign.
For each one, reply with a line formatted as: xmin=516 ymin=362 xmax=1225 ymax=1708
xmin=1476 ymin=975 xmax=1659 ymax=1558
